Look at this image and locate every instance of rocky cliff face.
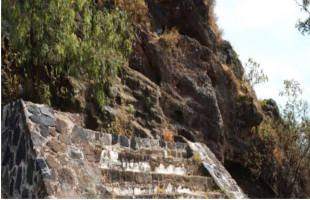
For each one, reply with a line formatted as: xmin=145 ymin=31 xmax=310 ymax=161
xmin=2 ymin=0 xmax=268 ymax=198
xmin=65 ymin=0 xmax=264 ymax=167
xmin=124 ymin=0 xmax=263 ymax=164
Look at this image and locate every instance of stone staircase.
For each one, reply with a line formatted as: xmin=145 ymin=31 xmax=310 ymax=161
xmin=97 ymin=134 xmax=224 ymax=198
xmin=1 ymin=99 xmax=247 ymax=199
xmin=96 ymin=132 xmax=246 ymax=199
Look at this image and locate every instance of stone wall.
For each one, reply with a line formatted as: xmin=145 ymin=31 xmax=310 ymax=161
xmin=1 ymin=100 xmax=246 ymax=199
xmin=1 ymin=100 xmax=111 ymax=198
xmin=1 ymin=100 xmax=46 ymax=198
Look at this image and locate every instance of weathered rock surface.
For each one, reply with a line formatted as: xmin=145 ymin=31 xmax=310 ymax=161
xmin=1 ymin=0 xmax=268 ymax=198
xmin=1 ymin=100 xmax=247 ymax=199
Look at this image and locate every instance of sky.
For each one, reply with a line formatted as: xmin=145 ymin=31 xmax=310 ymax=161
xmin=215 ymin=0 xmax=310 ymax=111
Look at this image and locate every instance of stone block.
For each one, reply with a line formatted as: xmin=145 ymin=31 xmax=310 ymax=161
xmin=40 ymin=115 xmax=55 ymax=126
xmin=40 ymin=106 xmax=54 ymax=119
xmin=130 ymin=136 xmax=139 ymax=150
xmin=28 ymin=105 xmax=41 ymax=115
xmin=57 ymin=168 xmax=75 ymax=185
xmin=40 ymin=125 xmax=51 ymax=138
xmin=10 ymin=180 xmax=14 ymax=196
xmin=121 ymin=171 xmax=135 ymax=182
xmin=15 ymin=166 xmax=23 ymax=193
xmin=171 ymin=150 xmax=177 ymax=157
xmin=27 ymin=158 xmax=35 ymax=184
xmin=135 ymin=172 xmax=152 ymax=184
xmin=120 ymin=135 xmax=129 ymax=147
xmin=48 ymin=140 xmax=67 ymax=153
xmin=141 ymin=138 xmax=150 ymax=148
xmin=46 ymin=156 xmax=60 ymax=169
xmin=22 ymin=188 xmax=29 ymax=198
xmin=86 ymin=155 xmax=96 ymax=162
xmin=112 ymin=134 xmax=119 ymax=145
xmin=102 ymin=169 xmax=121 ymax=183
xmin=55 ymin=119 xmax=68 ymax=134
xmin=159 ymin=140 xmax=166 ymax=148
xmin=68 ymin=146 xmax=84 ymax=160
xmin=102 ymin=133 xmax=111 ymax=146
xmin=29 ymin=114 xmax=41 ymax=124
xmin=13 ymin=126 xmax=21 ymax=146
xmin=16 ymin=134 xmax=26 ymax=165
xmin=59 ymin=134 xmax=71 ymax=145
xmin=83 ymin=144 xmax=94 ymax=155
xmin=167 ymin=142 xmax=176 ymax=150
xmin=71 ymin=126 xmax=88 ymax=144
xmin=150 ymin=139 xmax=159 ymax=147
xmin=48 ymin=127 xmax=57 ymax=137
xmin=176 ymin=142 xmax=186 ymax=150
xmin=2 ymin=146 xmax=11 ymax=166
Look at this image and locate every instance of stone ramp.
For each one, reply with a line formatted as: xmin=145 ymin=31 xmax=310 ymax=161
xmin=188 ymin=141 xmax=247 ymax=199
xmin=1 ymin=100 xmax=246 ymax=199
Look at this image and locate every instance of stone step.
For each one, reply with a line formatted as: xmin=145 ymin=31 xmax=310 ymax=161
xmin=101 ymin=169 xmax=219 ymax=196
xmin=115 ymin=192 xmax=227 ymax=199
xmin=86 ymin=130 xmax=189 ymax=159
xmin=99 ymin=149 xmax=201 ymax=176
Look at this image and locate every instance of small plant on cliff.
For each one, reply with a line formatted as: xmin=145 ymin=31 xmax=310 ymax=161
xmin=108 ymin=98 xmax=135 ymax=136
xmin=243 ymin=58 xmax=269 ymax=88
xmin=113 ymin=0 xmax=147 ymax=22
xmin=159 ymin=27 xmax=179 ymax=53
xmin=162 ymin=127 xmax=175 ymax=142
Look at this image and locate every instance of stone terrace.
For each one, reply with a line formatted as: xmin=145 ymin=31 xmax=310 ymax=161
xmin=1 ymin=99 xmax=247 ymax=199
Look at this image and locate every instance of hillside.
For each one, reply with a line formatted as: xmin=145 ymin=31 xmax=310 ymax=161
xmin=1 ymin=0 xmax=310 ymax=199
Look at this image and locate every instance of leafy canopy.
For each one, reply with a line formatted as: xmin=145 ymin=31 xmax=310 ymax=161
xmin=2 ymin=0 xmax=133 ymax=108
xmin=295 ymin=0 xmax=310 ymax=35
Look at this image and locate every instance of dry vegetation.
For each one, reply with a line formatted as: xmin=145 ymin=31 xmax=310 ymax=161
xmin=204 ymin=0 xmax=224 ymax=47
xmin=162 ymin=127 xmax=175 ymax=142
xmin=222 ymin=64 xmax=243 ymax=95
xmin=222 ymin=63 xmax=264 ymax=115
xmin=159 ymin=27 xmax=180 ymax=53
xmin=113 ymin=0 xmax=148 ymax=22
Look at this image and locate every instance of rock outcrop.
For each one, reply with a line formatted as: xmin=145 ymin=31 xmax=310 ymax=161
xmin=1 ymin=0 xmax=269 ymax=198
xmin=1 ymin=100 xmax=247 ymax=199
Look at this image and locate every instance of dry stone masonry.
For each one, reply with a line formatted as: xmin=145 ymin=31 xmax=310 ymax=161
xmin=1 ymin=99 xmax=247 ymax=199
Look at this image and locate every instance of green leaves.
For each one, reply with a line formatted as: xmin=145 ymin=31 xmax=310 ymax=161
xmin=295 ymin=0 xmax=310 ymax=35
xmin=2 ymin=0 xmax=134 ymax=107
xmin=243 ymin=58 xmax=269 ymax=88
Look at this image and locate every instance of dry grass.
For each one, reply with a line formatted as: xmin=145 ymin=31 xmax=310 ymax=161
xmin=159 ymin=27 xmax=180 ymax=52
xmin=162 ymin=128 xmax=174 ymax=142
xmin=204 ymin=0 xmax=224 ymax=47
xmin=113 ymin=0 xmax=147 ymax=22
xmin=222 ymin=64 xmax=243 ymax=95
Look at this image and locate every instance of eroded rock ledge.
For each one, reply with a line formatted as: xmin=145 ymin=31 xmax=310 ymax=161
xmin=1 ymin=99 xmax=247 ymax=199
